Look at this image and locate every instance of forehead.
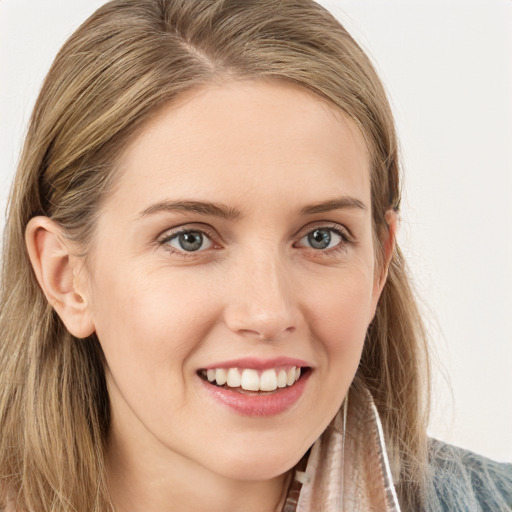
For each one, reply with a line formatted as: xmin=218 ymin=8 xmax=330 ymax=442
xmin=110 ymin=79 xmax=371 ymax=216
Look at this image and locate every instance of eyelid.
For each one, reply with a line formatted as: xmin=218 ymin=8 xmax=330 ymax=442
xmin=155 ymin=221 xmax=353 ymax=254
xmin=292 ymin=223 xmax=355 ymax=258
xmin=293 ymin=221 xmax=353 ymax=243
xmin=156 ymin=223 xmax=222 ymax=249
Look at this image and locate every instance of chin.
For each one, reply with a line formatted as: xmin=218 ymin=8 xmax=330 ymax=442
xmin=206 ymin=442 xmax=308 ymax=482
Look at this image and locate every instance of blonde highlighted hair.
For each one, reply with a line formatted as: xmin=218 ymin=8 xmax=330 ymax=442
xmin=0 ymin=0 xmax=430 ymax=510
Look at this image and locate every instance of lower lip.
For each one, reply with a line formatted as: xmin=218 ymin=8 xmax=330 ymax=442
xmin=199 ymin=371 xmax=311 ymax=417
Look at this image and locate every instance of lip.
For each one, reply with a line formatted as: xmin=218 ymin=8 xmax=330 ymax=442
xmin=198 ymin=366 xmax=312 ymax=417
xmin=201 ymin=356 xmax=311 ymax=371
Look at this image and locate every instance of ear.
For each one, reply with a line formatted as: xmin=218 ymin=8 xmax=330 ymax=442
xmin=25 ymin=217 xmax=95 ymax=338
xmin=379 ymin=209 xmax=398 ymax=285
xmin=371 ymin=209 xmax=398 ymax=308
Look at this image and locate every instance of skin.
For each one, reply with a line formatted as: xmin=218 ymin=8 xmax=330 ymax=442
xmin=26 ymin=79 xmax=395 ymax=512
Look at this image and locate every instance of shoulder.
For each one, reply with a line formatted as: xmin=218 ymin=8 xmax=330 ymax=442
xmin=426 ymin=438 xmax=512 ymax=511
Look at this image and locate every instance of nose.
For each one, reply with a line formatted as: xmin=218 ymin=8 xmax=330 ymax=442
xmin=223 ymin=250 xmax=301 ymax=342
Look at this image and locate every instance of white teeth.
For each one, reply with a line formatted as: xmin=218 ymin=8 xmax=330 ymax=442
xmin=260 ymin=369 xmax=278 ymax=391
xmin=227 ymin=368 xmax=241 ymax=387
xmin=215 ymin=368 xmax=227 ymax=386
xmin=241 ymin=369 xmax=260 ymax=391
xmin=277 ymin=369 xmax=287 ymax=388
xmin=286 ymin=368 xmax=296 ymax=386
xmin=204 ymin=366 xmax=304 ymax=391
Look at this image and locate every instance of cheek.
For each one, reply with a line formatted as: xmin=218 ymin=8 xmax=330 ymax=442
xmin=304 ymin=267 xmax=375 ymax=362
xmin=88 ymin=265 xmax=218 ymax=379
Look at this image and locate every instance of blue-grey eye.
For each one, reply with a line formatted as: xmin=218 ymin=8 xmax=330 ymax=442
xmin=300 ymin=228 xmax=343 ymax=250
xmin=167 ymin=231 xmax=213 ymax=252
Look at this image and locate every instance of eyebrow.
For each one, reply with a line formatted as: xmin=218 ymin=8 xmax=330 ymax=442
xmin=138 ymin=196 xmax=367 ymax=220
xmin=138 ymin=200 xmax=244 ymax=220
xmin=300 ymin=197 xmax=367 ymax=215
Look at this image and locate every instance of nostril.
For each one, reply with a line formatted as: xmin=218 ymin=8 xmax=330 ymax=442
xmin=237 ymin=325 xmax=296 ymax=341
xmin=238 ymin=328 xmax=262 ymax=338
xmin=224 ymin=303 xmax=300 ymax=341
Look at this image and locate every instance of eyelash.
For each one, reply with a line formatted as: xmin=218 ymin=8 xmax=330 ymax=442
xmin=294 ymin=224 xmax=352 ymax=255
xmin=157 ymin=223 xmax=353 ymax=258
xmin=157 ymin=224 xmax=219 ymax=259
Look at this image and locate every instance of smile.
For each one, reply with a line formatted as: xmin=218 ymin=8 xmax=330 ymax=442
xmin=199 ymin=366 xmax=303 ymax=392
xmin=198 ymin=366 xmax=311 ymax=416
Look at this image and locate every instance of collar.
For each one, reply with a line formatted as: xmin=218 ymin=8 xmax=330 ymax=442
xmin=282 ymin=381 xmax=401 ymax=512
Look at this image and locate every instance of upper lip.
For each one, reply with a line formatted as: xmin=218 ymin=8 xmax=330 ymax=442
xmin=200 ymin=356 xmax=312 ymax=371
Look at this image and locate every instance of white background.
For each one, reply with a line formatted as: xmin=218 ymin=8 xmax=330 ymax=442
xmin=1 ymin=1 xmax=511 ymax=461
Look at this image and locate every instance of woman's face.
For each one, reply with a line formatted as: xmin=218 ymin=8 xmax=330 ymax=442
xmin=81 ymin=80 xmax=386 ymax=481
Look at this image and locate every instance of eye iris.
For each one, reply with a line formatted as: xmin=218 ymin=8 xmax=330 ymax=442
xmin=308 ymin=229 xmax=331 ymax=249
xmin=179 ymin=231 xmax=203 ymax=251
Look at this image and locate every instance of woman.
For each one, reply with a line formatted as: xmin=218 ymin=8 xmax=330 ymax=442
xmin=0 ymin=1 xmax=510 ymax=511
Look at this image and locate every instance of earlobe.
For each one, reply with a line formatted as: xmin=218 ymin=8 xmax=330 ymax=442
xmin=25 ymin=217 xmax=95 ymax=338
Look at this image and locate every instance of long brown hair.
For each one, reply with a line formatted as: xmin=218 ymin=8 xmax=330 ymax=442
xmin=0 ymin=0 xmax=430 ymax=509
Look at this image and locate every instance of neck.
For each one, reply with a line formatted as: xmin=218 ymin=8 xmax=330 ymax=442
xmin=105 ymin=425 xmax=291 ymax=512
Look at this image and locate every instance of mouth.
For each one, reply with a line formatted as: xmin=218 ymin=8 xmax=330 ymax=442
xmin=197 ymin=366 xmax=311 ymax=394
